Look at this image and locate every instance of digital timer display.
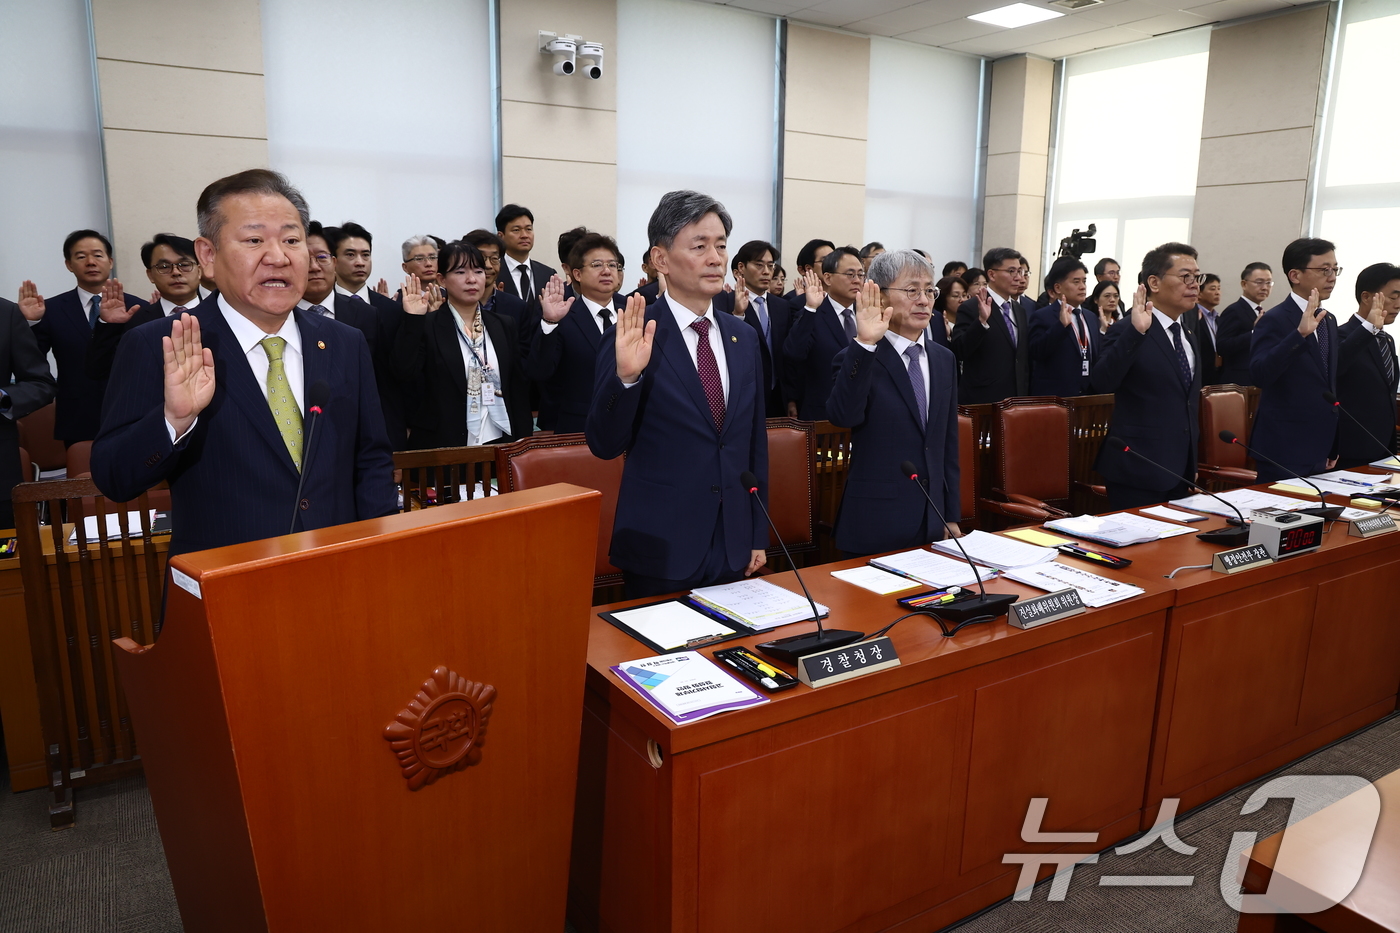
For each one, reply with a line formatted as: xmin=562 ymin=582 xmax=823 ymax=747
xmin=1278 ymin=523 xmax=1323 ymax=555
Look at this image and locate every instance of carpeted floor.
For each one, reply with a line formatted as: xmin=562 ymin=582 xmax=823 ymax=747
xmin=2 ymin=713 xmax=1397 ymax=932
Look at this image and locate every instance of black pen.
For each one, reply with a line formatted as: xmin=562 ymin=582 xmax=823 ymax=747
xmin=722 ymin=653 xmax=779 ymax=690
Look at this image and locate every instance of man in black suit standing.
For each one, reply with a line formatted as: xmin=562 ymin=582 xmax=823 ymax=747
xmin=0 ymin=295 xmax=57 ymax=527
xmin=1092 ymin=243 xmax=1203 ymax=509
xmin=784 ymin=245 xmax=863 ymax=421
xmin=1185 ymin=272 xmax=1223 ymax=386
xmin=951 ymin=247 xmax=1032 ymax=404
xmin=1335 ymin=262 xmax=1400 ymax=468
xmin=463 ymin=229 xmax=529 ymax=325
xmin=714 ymin=240 xmax=795 ymax=417
xmin=1028 ymin=256 xmax=1100 ymax=397
xmin=782 ymin=238 xmax=834 ymax=305
xmin=326 ymin=222 xmax=399 ymax=316
xmin=86 ymin=233 xmax=204 ymax=381
xmin=494 ymin=204 xmax=556 ymax=305
xmin=20 ymin=230 xmax=145 ymax=445
xmin=1215 ymin=262 xmax=1273 ymax=386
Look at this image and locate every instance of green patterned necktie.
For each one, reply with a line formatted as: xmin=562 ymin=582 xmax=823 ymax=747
xmin=260 ymin=336 xmax=303 ymax=470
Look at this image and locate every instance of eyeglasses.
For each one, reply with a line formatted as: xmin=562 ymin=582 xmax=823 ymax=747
xmin=152 ymin=260 xmax=197 ymax=274
xmin=991 ymin=266 xmax=1028 ymax=280
xmin=741 ymin=261 xmax=775 ymax=272
xmin=310 ymin=253 xmax=333 ymax=264
xmin=586 ymin=260 xmax=622 ymax=271
xmin=407 ymin=253 xmax=438 ymax=265
xmin=831 ymin=270 xmax=866 ymax=282
xmin=1304 ymin=265 xmax=1343 ymax=277
xmin=1160 ymin=272 xmax=1206 ymax=285
xmin=883 ymin=286 xmax=939 ymax=302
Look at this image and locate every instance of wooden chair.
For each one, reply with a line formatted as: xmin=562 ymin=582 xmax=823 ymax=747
xmin=393 ymin=445 xmax=500 ymax=510
xmin=978 ymin=397 xmax=1088 ymax=527
xmin=11 ymin=477 xmax=170 ymax=827
xmin=1197 ymin=385 xmax=1257 ymax=491
xmin=811 ymin=421 xmax=852 ymax=564
xmin=17 ymin=402 xmax=65 ymax=476
xmin=1065 ymin=394 xmax=1114 ymax=514
xmin=958 ymin=413 xmax=978 ymax=533
xmin=762 ymin=418 xmax=816 ymax=570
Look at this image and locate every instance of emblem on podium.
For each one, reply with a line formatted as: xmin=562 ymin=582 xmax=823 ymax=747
xmin=383 ymin=666 xmax=497 ymax=790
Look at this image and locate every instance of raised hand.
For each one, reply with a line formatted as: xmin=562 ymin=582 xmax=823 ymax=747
xmin=614 ymin=294 xmax=655 ymax=384
xmin=1057 ymin=298 xmax=1073 ymax=328
xmin=98 ymin=279 xmax=137 ymax=324
xmin=539 ymin=274 xmax=570 ymax=323
xmin=375 ymin=278 xmax=389 ymax=296
xmin=426 ymin=283 xmax=445 ymax=311
xmin=162 ymin=313 xmax=215 ymax=437
xmin=17 ymin=280 xmax=45 ymax=321
xmin=401 ymin=274 xmax=429 ymax=315
xmin=974 ymin=285 xmax=993 ymax=324
xmin=793 ymin=274 xmax=806 ymax=298
xmin=802 ymin=269 xmax=825 ymax=310
xmin=733 ymin=282 xmax=750 ymax=318
xmin=853 ymin=279 xmax=890 ymax=345
xmin=150 ymin=290 xmax=161 ymax=305
xmin=656 ymin=270 xmax=668 ymax=296
xmin=1131 ymin=283 xmax=1153 ymax=334
xmin=1298 ymin=288 xmax=1325 ymax=336
xmin=1365 ymin=290 xmax=1387 ymax=328
xmin=635 ymin=275 xmax=648 ymax=291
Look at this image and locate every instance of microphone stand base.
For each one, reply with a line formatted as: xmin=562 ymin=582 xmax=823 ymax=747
xmin=757 ymin=629 xmax=866 ymax=664
xmin=1197 ymin=523 xmax=1250 ymax=545
xmin=930 ymin=592 xmax=1016 ymax=624
xmin=1297 ymin=505 xmax=1344 ymax=521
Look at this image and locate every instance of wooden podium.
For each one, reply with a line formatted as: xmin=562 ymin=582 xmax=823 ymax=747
xmin=113 ymin=485 xmax=601 ymax=933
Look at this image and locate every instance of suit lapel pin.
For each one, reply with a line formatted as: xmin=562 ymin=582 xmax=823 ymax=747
xmin=731 ymin=335 xmax=737 ymax=343
xmin=317 ymin=340 xmax=326 ymax=349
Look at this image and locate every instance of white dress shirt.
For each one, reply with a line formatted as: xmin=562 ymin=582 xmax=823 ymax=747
xmin=297 ymin=296 xmax=335 ymax=318
xmin=855 ymin=329 xmax=930 ymax=397
xmin=449 ymin=305 xmax=506 ymax=445
xmin=1155 ymin=308 xmax=1195 ymax=371
xmin=1289 ymin=291 xmax=1330 ymax=347
xmin=502 ymin=254 xmax=534 ymax=298
xmin=540 ymin=294 xmax=613 ymax=334
xmin=158 ymin=294 xmax=200 ymax=316
xmin=335 ymin=283 xmax=373 ymax=305
xmin=623 ymin=294 xmax=729 ymax=399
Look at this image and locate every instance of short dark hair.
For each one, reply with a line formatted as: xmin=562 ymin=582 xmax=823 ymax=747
xmin=462 ymin=229 xmax=504 ymax=255
xmin=733 ymin=239 xmax=778 ymax=270
xmin=196 ymin=169 xmax=309 ymax=244
xmin=63 ymin=229 xmax=112 ymax=260
xmin=330 ymin=221 xmax=373 ymax=253
xmin=430 ymin=235 xmax=447 ymax=251
xmin=139 ymin=233 xmax=196 ymax=268
xmin=1356 ymin=262 xmax=1400 ymax=303
xmin=568 ymin=232 xmax=622 ymax=270
xmin=1281 ymin=237 xmax=1336 ymax=275
xmin=941 ymin=261 xmax=967 ymax=277
xmin=495 ymin=204 xmax=534 ymax=232
xmin=859 ymin=241 xmax=885 ymax=259
xmin=934 ymin=275 xmax=965 ymax=314
xmin=915 ymin=248 xmax=932 ymax=260
xmin=1201 ymin=273 xmax=1221 ymax=287
xmin=1044 ymin=256 xmax=1088 ymax=292
xmin=982 ymin=247 xmax=1024 ymax=271
xmin=438 ymin=240 xmax=485 ymax=277
xmin=795 ymin=239 xmax=836 ymax=271
xmin=1240 ymin=261 xmax=1272 ymax=281
xmin=647 ymin=190 xmax=732 ymax=250
xmin=1140 ymin=242 xmax=1198 ymax=294
xmin=1093 ymin=257 xmax=1120 ymax=276
xmin=773 ymin=264 xmax=786 ymax=279
xmin=558 ymin=226 xmax=591 ymax=268
xmin=821 ymin=245 xmax=861 ymax=275
xmin=961 ymin=267 xmax=985 ymax=287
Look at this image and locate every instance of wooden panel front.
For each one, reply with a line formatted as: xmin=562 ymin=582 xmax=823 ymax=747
xmin=0 ymin=557 xmax=45 ymax=790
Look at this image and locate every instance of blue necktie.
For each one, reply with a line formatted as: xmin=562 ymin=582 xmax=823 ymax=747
xmin=1001 ymin=301 xmax=1017 ymax=347
xmin=753 ymin=294 xmax=770 ymax=346
xmin=1169 ymin=322 xmax=1191 ymax=389
xmin=88 ymin=294 xmax=101 ymax=328
xmin=905 ymin=343 xmax=927 ymax=424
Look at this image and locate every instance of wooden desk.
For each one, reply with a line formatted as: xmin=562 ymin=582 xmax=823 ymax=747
xmin=571 ymin=564 xmax=1175 ymax=933
xmin=1239 ymin=768 xmax=1400 ymax=932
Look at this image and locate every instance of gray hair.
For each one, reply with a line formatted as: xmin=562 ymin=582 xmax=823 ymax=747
xmin=647 ymin=190 xmax=732 ymax=250
xmin=401 ymin=234 xmax=437 ymax=261
xmin=196 ymin=169 xmax=310 ymax=244
xmin=867 ymin=249 xmax=935 ymax=289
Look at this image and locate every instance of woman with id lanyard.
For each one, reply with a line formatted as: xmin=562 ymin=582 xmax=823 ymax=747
xmin=393 ymin=240 xmax=532 ymax=450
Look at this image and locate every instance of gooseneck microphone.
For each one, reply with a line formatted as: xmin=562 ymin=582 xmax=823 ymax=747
xmin=900 ymin=461 xmax=1015 ymax=621
xmin=1218 ymin=430 xmax=1342 ymax=520
xmin=1322 ymin=392 xmax=1397 ymax=464
xmin=742 ymin=471 xmax=865 ymax=663
xmin=1107 ymin=436 xmax=1250 ymax=545
xmin=289 ymin=380 xmax=331 ymax=534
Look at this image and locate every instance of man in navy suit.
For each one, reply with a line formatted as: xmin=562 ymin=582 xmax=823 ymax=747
xmin=1215 ymin=262 xmax=1273 ymax=386
xmin=1093 ymin=243 xmax=1204 ymax=510
xmin=784 ymin=246 xmax=863 ymax=421
xmin=826 ymin=251 xmax=960 ymax=557
xmin=528 ymin=232 xmax=625 ymax=434
xmin=495 ymin=204 xmax=556 ymax=305
xmin=951 ymin=247 xmax=1032 ymax=404
xmin=86 ymin=233 xmax=204 ymax=382
xmin=1 ymin=295 xmax=56 ymax=527
xmin=586 ymin=190 xmax=767 ymax=599
xmin=1249 ymin=238 xmax=1343 ymax=481
xmin=1336 ymin=263 xmax=1400 ymax=468
xmin=20 ymin=230 xmax=145 ymax=444
xmin=92 ymin=169 xmax=395 ymax=556
xmin=714 ymin=240 xmax=796 ymax=417
xmin=782 ymin=238 xmax=834 ymax=305
xmin=1028 ymin=256 xmax=1100 ymax=397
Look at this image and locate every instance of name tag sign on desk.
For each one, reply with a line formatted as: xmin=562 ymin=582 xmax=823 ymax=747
xmin=1212 ymin=543 xmax=1274 ymax=574
xmin=798 ymin=637 xmax=899 ymax=688
xmin=1007 ymin=588 xmax=1086 ymax=630
xmin=1349 ymin=513 xmax=1398 ymax=538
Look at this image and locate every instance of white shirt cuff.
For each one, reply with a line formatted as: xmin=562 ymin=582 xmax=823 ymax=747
xmin=1360 ymin=318 xmax=1381 ymax=335
xmin=166 ymin=417 xmax=198 ymax=444
xmin=540 ymin=319 xmax=560 ymax=334
xmin=855 ymin=340 xmax=878 ymax=352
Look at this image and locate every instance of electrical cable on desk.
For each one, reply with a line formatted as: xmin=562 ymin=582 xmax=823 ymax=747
xmin=867 ymin=609 xmax=997 ymax=640
xmin=1165 ymin=563 xmax=1213 ymax=579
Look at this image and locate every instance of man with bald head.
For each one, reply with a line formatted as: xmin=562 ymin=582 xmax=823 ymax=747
xmin=92 ymin=169 xmax=395 ymax=555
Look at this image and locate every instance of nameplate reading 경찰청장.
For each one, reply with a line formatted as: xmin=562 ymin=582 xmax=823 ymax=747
xmin=797 ymin=637 xmax=899 ymax=688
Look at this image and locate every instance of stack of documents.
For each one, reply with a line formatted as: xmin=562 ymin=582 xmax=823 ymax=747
xmin=1140 ymin=505 xmax=1206 ymax=523
xmin=829 ymin=566 xmax=923 ymax=595
xmin=612 ymin=653 xmax=768 ymax=724
xmin=1169 ymin=487 xmax=1315 ymax=518
xmin=930 ymin=529 xmax=1057 ymax=570
xmin=1369 ymin=455 xmax=1400 ymax=470
xmin=67 ymin=510 xmax=155 ymax=546
xmin=1103 ymin=511 xmax=1195 ymax=539
xmin=1002 ymin=561 xmax=1144 ymax=608
xmin=1044 ymin=515 xmax=1158 ymax=546
xmin=869 ymin=549 xmax=989 ymax=587
xmin=690 ymin=578 xmax=828 ymax=631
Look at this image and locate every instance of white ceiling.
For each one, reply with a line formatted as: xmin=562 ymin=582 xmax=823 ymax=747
xmin=691 ymin=0 xmax=1307 ymax=58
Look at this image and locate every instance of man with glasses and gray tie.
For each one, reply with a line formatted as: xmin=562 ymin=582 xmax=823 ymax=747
xmin=784 ymin=244 xmax=864 ymax=421
xmin=86 ymin=234 xmax=204 ymax=382
xmin=1249 ymin=238 xmax=1343 ymax=481
xmin=19 ymin=229 xmax=146 ymax=446
xmin=951 ymin=246 xmax=1032 ymax=404
xmin=716 ymin=240 xmax=797 ymax=417
xmin=1333 ymin=262 xmax=1399 ymax=469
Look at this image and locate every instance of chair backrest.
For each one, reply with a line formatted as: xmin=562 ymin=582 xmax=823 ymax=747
xmin=494 ymin=433 xmax=623 ymax=583
xmin=17 ymin=402 xmax=65 ymax=473
xmin=66 ymin=441 xmax=92 ymax=478
xmin=811 ymin=421 xmax=852 ymax=563
xmin=958 ymin=413 xmax=976 ymax=528
xmin=392 ymin=445 xmax=500 ymax=509
xmin=1200 ymin=387 xmax=1250 ymax=468
xmin=19 ymin=446 xmax=33 ymax=484
xmin=764 ymin=418 xmax=815 ymax=560
xmin=995 ymin=397 xmax=1070 ymax=502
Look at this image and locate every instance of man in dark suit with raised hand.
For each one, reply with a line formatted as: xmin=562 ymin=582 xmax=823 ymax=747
xmin=0 ymin=295 xmax=57 ymax=528
xmin=92 ymin=169 xmax=395 ymax=556
xmin=952 ymin=246 xmax=1032 ymax=404
xmin=784 ymin=245 xmax=863 ymax=421
xmin=714 ymin=239 xmax=795 ymax=417
xmin=826 ymin=250 xmax=960 ymax=557
xmin=86 ymin=233 xmax=204 ymax=382
xmin=1028 ymin=256 xmax=1100 ymax=397
xmin=586 ymin=190 xmax=767 ymax=599
xmin=1335 ymin=262 xmax=1400 ymax=468
xmin=1215 ymin=262 xmax=1273 ymax=386
xmin=1249 ymin=238 xmax=1342 ymax=481
xmin=1092 ymin=243 xmax=1204 ymax=510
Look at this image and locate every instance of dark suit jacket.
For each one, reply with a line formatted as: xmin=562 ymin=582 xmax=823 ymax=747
xmin=498 ymin=258 xmax=557 ymax=304
xmin=585 ymin=300 xmax=767 ymax=580
xmin=627 ymin=280 xmax=660 ymax=305
xmin=1186 ymin=305 xmax=1221 ymax=386
xmin=826 ymin=335 xmax=959 ymax=556
xmin=1092 ymin=315 xmax=1202 ymax=491
xmin=1 ymin=297 xmax=57 ymax=524
xmin=391 ymin=305 xmax=532 ymax=449
xmin=951 ymin=292 xmax=1030 ymax=404
xmin=1028 ymin=303 xmax=1101 ymax=397
xmin=1249 ymin=295 xmax=1340 ymax=481
xmin=33 ymin=287 xmax=146 ymax=442
xmin=1335 ymin=316 xmax=1398 ymax=465
xmin=713 ymin=289 xmax=794 ymax=417
xmin=1215 ymin=297 xmax=1261 ymax=386
xmin=525 ymin=294 xmax=623 ymax=434
xmin=482 ymin=288 xmax=528 ymax=326
xmin=783 ymin=297 xmax=850 ymax=421
xmin=91 ymin=296 xmax=396 ymax=556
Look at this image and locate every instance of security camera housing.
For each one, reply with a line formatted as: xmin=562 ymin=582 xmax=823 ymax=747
xmin=538 ymin=31 xmax=579 ymax=77
xmin=577 ymin=41 xmax=604 ymax=80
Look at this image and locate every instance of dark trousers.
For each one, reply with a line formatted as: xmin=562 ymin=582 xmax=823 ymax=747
xmin=1107 ymin=479 xmax=1190 ymax=512
xmin=623 ymin=512 xmax=744 ymax=600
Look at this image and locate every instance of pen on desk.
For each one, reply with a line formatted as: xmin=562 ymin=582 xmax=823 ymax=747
xmin=723 ymin=654 xmax=779 ymax=690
